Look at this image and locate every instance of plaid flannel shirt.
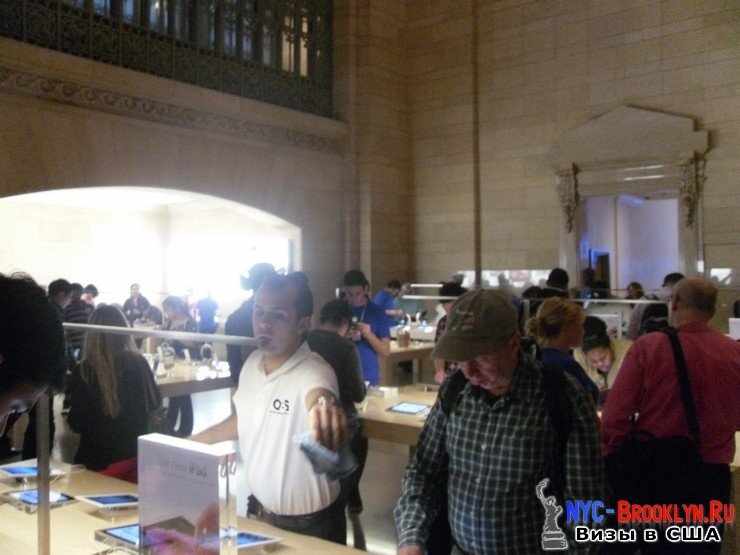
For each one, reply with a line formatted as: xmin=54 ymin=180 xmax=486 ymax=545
xmin=394 ymin=354 xmax=605 ymax=554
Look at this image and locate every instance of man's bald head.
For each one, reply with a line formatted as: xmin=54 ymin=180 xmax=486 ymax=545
xmin=672 ymin=277 xmax=718 ymax=320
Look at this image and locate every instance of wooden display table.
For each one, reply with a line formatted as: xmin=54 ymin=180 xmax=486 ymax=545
xmin=0 ymin=470 xmax=359 ymax=554
xmin=378 ymin=341 xmax=434 ymax=386
xmin=359 ymin=385 xmax=438 ymax=446
xmin=156 ymin=361 xmax=233 ymax=398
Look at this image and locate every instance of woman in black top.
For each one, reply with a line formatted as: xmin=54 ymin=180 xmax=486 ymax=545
xmin=68 ymin=305 xmax=160 ymax=471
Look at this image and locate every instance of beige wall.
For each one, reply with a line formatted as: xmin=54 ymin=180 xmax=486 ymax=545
xmin=407 ymin=0 xmax=740 ymax=294
xmin=0 ymin=38 xmax=349 ymax=309
xmin=335 ymin=0 xmax=412 ymax=290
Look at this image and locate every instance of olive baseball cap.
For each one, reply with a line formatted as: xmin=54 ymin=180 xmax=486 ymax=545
xmin=433 ymin=289 xmax=518 ymax=362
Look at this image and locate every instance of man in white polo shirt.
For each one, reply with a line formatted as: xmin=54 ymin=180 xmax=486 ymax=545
xmin=191 ymin=273 xmax=348 ymax=544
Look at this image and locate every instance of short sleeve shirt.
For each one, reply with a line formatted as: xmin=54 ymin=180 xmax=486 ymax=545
xmin=232 ymin=342 xmax=340 ymax=515
xmin=351 ymin=301 xmax=391 ymax=386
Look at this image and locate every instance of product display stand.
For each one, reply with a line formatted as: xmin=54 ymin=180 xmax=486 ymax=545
xmin=36 ymin=392 xmax=50 ymax=555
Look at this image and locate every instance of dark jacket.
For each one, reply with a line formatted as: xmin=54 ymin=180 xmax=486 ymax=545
xmin=123 ymin=295 xmax=151 ymax=324
xmin=68 ymin=351 xmax=160 ymax=470
xmin=307 ymin=330 xmax=366 ymax=418
xmin=224 ymin=299 xmax=257 ymax=384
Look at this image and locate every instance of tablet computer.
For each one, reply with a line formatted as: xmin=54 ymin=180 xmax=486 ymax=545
xmin=77 ymin=493 xmax=138 ymax=510
xmin=2 ymin=489 xmax=75 ymax=513
xmin=0 ymin=465 xmax=63 ymax=479
xmin=387 ymin=402 xmax=430 ymax=415
xmin=96 ymin=524 xmax=281 ymax=551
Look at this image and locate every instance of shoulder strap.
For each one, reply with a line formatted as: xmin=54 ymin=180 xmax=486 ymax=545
xmin=661 ymin=328 xmax=701 ymax=444
xmin=542 ymin=365 xmax=572 ymax=503
xmin=440 ymin=370 xmax=468 ymax=417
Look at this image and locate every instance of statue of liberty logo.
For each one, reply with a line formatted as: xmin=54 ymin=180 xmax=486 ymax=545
xmin=536 ymin=478 xmax=569 ymax=551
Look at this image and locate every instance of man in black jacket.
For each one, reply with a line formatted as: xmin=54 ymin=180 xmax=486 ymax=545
xmin=224 ymin=263 xmax=276 ymax=383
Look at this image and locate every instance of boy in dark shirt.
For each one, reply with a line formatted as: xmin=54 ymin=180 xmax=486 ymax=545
xmin=307 ymin=299 xmax=368 ymax=532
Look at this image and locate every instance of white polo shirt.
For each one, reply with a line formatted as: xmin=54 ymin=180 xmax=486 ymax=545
xmin=232 ymin=341 xmax=340 ymax=516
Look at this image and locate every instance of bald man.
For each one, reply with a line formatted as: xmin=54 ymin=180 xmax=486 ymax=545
xmin=603 ymin=278 xmax=740 ymax=553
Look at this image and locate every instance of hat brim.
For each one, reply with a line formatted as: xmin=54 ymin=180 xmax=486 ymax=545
xmin=432 ymin=334 xmax=498 ymax=362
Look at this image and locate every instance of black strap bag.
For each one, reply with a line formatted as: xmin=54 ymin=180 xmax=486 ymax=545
xmin=605 ymin=328 xmax=704 ymax=506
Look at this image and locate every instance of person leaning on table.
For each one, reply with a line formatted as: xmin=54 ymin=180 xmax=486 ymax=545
xmin=573 ymin=316 xmax=632 ymax=394
xmin=190 ymin=273 xmax=349 ymax=544
xmin=0 ymin=273 xmax=66 ymax=447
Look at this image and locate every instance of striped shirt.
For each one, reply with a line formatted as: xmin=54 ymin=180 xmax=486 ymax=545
xmin=394 ymin=355 xmax=604 ymax=554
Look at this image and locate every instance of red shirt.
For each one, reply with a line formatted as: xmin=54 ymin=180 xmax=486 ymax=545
xmin=602 ymin=321 xmax=740 ymax=464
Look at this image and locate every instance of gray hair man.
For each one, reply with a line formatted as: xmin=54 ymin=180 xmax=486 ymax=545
xmin=395 ymin=289 xmax=605 ymax=555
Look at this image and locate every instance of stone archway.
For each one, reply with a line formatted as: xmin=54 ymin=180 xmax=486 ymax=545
xmin=549 ymin=106 xmax=710 ymax=285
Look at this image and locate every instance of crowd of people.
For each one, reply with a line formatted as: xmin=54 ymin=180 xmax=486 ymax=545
xmin=0 ymin=265 xmax=738 ymax=554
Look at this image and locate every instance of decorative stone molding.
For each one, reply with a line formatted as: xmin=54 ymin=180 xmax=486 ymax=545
xmin=556 ymin=165 xmax=579 ymax=234
xmin=679 ymin=156 xmax=705 ymax=228
xmin=0 ymin=65 xmax=342 ymax=154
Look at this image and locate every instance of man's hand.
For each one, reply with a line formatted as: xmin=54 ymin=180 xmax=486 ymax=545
xmin=307 ymin=393 xmax=347 ymax=452
xmin=357 ymin=322 xmax=372 ymax=339
xmin=398 ymin=545 xmax=423 ymax=555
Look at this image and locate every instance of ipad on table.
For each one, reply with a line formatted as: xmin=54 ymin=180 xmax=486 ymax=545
xmin=76 ymin=493 xmax=138 ymax=510
xmin=2 ymin=489 xmax=75 ymax=513
xmin=96 ymin=523 xmax=281 ymax=551
xmin=0 ymin=464 xmax=63 ymax=480
xmin=387 ymin=402 xmax=430 ymax=415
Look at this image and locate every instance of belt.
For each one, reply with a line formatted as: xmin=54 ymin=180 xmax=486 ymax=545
xmin=248 ymin=495 xmax=341 ymax=522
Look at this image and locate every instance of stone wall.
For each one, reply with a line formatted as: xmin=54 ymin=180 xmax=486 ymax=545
xmin=407 ymin=0 xmax=740 ymax=301
xmin=336 ymin=0 xmax=412 ymax=290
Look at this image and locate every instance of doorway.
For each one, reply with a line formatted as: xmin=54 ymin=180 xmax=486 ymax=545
xmin=581 ymin=195 xmax=679 ymax=292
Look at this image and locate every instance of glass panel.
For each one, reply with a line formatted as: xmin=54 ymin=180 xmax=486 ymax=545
xmin=223 ymin=0 xmax=236 ymax=56
xmin=261 ymin=7 xmax=273 ymax=66
xmin=299 ymin=16 xmax=308 ymax=77
xmin=281 ymin=14 xmax=293 ymax=72
xmin=122 ymin=0 xmax=136 ymax=23
xmin=150 ymin=0 xmax=166 ymax=32
xmin=94 ymin=0 xmax=111 ymax=16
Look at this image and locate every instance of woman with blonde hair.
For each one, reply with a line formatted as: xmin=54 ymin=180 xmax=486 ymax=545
xmin=68 ymin=304 xmax=161 ymax=470
xmin=526 ymin=297 xmax=599 ymax=404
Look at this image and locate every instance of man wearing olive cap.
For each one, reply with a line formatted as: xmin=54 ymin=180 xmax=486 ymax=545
xmin=394 ymin=290 xmax=604 ymax=555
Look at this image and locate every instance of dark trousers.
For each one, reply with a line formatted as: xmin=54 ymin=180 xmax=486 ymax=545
xmin=641 ymin=463 xmax=731 ymax=555
xmin=165 ymin=396 xmax=193 ymax=437
xmin=426 ymin=495 xmax=452 ymax=555
xmin=248 ymin=495 xmax=347 ymax=545
xmin=22 ymin=403 xmax=54 ymax=459
xmin=341 ymin=429 xmax=368 ymax=513
xmin=603 ymin=463 xmax=731 ymax=555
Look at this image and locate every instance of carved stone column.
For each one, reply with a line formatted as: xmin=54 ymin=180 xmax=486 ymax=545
xmin=678 ymin=156 xmax=706 ymax=275
xmin=679 ymin=157 xmax=704 ymax=228
xmin=556 ymin=165 xmax=579 ymax=233
xmin=556 ymin=164 xmax=580 ymax=282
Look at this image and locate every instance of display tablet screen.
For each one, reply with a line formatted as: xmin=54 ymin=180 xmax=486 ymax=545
xmin=9 ymin=490 xmax=72 ymax=505
xmin=236 ymin=532 xmax=274 ymax=546
xmin=387 ymin=402 xmax=430 ymax=415
xmin=2 ymin=466 xmax=40 ymax=476
xmin=87 ymin=494 xmax=138 ymax=506
xmin=105 ymin=524 xmax=140 ymax=546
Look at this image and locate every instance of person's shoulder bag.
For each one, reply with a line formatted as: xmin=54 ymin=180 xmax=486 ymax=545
xmin=605 ymin=327 xmax=703 ymax=505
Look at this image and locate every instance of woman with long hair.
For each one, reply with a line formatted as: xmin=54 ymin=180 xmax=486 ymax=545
xmin=68 ymin=304 xmax=160 ymax=470
xmin=526 ymin=297 xmax=599 ymax=405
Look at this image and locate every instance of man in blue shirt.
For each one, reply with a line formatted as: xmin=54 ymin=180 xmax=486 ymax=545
xmin=372 ymin=279 xmax=403 ymax=325
xmin=343 ymin=270 xmax=391 ymax=386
